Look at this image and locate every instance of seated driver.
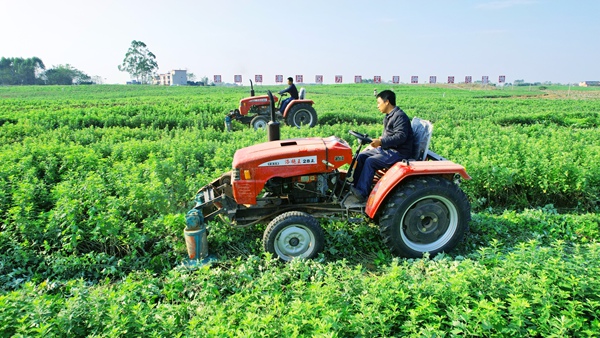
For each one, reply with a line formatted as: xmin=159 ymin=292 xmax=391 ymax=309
xmin=350 ymin=90 xmax=414 ymax=202
xmin=278 ymin=77 xmax=299 ymax=114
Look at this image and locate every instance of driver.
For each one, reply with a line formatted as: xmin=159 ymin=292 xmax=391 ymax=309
xmin=350 ymin=90 xmax=414 ymax=202
xmin=278 ymin=77 xmax=299 ymax=114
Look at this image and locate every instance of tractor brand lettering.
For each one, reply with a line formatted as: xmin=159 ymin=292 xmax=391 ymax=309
xmin=259 ymin=156 xmax=317 ymax=167
xmin=334 ymin=156 xmax=345 ymax=161
xmin=250 ymin=98 xmax=268 ymax=103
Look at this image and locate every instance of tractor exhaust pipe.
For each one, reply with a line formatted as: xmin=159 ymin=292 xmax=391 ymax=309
xmin=249 ymin=79 xmax=255 ymax=97
xmin=267 ymin=90 xmax=280 ymax=141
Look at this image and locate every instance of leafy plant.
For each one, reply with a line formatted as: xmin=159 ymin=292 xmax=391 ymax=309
xmin=1 ymin=84 xmax=599 ymax=336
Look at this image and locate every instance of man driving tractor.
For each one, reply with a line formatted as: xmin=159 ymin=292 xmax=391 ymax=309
xmin=278 ymin=77 xmax=299 ymax=114
xmin=350 ymin=90 xmax=414 ymax=202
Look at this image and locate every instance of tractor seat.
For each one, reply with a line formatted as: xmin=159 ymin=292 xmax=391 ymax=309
xmin=374 ymin=117 xmax=433 ymax=179
xmin=410 ymin=117 xmax=433 ymax=161
xmin=298 ymin=88 xmax=306 ymax=99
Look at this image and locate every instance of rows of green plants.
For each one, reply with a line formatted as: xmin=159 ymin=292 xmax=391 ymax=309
xmin=2 ymin=239 xmax=599 ymax=337
xmin=1 ymin=84 xmax=599 ymax=336
xmin=2 ymin=84 xmax=598 ymax=210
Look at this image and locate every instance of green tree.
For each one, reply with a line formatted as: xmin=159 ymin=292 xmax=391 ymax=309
xmin=0 ymin=57 xmax=13 ymax=84
xmin=118 ymin=40 xmax=158 ymax=84
xmin=0 ymin=56 xmax=45 ymax=85
xmin=44 ymin=64 xmax=91 ymax=85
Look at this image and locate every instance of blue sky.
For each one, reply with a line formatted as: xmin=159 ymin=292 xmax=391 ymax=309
xmin=1 ymin=0 xmax=598 ymax=84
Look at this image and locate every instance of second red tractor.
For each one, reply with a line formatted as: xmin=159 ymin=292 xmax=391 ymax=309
xmin=228 ymin=80 xmax=318 ymax=129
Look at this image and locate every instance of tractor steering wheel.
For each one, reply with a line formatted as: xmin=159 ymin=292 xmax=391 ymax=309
xmin=349 ymin=130 xmax=372 ymax=145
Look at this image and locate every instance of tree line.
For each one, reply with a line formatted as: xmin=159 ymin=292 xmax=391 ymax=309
xmin=3 ymin=40 xmax=195 ymax=86
xmin=0 ymin=57 xmax=95 ymax=85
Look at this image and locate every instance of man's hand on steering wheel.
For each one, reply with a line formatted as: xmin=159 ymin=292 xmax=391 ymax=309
xmin=348 ymin=130 xmax=372 ymax=145
xmin=370 ymin=138 xmax=382 ymax=148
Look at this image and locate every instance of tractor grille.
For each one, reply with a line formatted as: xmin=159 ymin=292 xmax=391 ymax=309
xmin=233 ymin=168 xmax=240 ymax=180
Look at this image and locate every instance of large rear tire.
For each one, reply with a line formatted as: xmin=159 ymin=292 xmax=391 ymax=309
xmin=285 ymin=104 xmax=317 ymax=128
xmin=379 ymin=176 xmax=470 ymax=258
xmin=263 ymin=211 xmax=324 ymax=261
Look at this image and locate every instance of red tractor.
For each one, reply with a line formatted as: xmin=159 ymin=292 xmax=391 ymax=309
xmin=228 ymin=80 xmax=318 ymax=129
xmin=185 ymin=91 xmax=471 ymax=264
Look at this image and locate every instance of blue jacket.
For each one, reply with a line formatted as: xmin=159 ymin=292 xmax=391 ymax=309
xmin=380 ymin=107 xmax=414 ymax=159
xmin=279 ymin=84 xmax=299 ymax=99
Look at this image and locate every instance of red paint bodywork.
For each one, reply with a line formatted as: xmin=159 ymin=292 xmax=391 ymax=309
xmin=364 ymin=160 xmax=471 ymax=218
xmin=231 ymin=136 xmax=470 ymax=218
xmin=232 ymin=136 xmax=353 ymax=204
xmin=281 ymin=99 xmax=315 ymax=118
xmin=239 ymin=95 xmax=278 ymax=115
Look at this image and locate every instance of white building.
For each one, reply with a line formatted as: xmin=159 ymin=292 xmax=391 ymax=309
xmin=155 ymin=70 xmax=187 ymax=86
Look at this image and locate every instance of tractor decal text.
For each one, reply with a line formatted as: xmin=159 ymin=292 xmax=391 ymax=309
xmin=259 ymin=156 xmax=318 ymax=167
xmin=249 ymin=98 xmax=269 ymax=103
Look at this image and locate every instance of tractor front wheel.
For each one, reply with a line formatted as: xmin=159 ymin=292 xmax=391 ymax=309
xmin=379 ymin=176 xmax=470 ymax=258
xmin=286 ymin=104 xmax=317 ymax=128
xmin=263 ymin=211 xmax=324 ymax=261
xmin=251 ymin=115 xmax=269 ymax=130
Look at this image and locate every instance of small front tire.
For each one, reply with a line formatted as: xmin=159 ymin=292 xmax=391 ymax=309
xmin=263 ymin=211 xmax=324 ymax=261
xmin=251 ymin=115 xmax=269 ymax=130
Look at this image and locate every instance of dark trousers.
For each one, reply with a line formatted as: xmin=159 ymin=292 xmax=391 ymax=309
xmin=280 ymin=97 xmax=293 ymax=114
xmin=353 ymin=147 xmax=402 ymax=197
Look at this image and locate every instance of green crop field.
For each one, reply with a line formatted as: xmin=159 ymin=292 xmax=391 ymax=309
xmin=1 ymin=84 xmax=599 ymax=337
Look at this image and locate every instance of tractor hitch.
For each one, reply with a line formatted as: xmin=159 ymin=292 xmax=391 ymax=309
xmin=182 ymin=177 xmax=232 ymax=267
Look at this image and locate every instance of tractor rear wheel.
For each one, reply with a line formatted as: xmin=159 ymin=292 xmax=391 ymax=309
xmin=379 ymin=176 xmax=470 ymax=258
xmin=251 ymin=115 xmax=269 ymax=130
xmin=286 ymin=104 xmax=317 ymax=128
xmin=263 ymin=211 xmax=324 ymax=261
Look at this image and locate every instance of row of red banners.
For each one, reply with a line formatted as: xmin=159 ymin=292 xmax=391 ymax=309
xmin=214 ymin=75 xmax=507 ymax=84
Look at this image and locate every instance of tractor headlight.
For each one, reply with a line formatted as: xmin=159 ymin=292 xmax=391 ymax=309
xmin=233 ymin=168 xmax=251 ymax=180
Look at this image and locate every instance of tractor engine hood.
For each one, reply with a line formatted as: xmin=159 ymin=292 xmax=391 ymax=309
xmin=239 ymin=95 xmax=278 ymax=114
xmin=231 ymin=136 xmax=352 ymax=204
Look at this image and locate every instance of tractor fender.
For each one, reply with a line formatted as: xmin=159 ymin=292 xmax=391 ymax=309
xmin=364 ymin=160 xmax=471 ymax=218
xmin=282 ymin=99 xmax=315 ymax=118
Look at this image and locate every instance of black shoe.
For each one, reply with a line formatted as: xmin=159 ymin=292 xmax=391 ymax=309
xmin=350 ymin=185 xmax=366 ymax=202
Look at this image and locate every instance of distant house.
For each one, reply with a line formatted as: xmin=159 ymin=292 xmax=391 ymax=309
xmin=579 ymin=81 xmax=600 ymax=87
xmin=155 ymin=70 xmax=187 ymax=86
